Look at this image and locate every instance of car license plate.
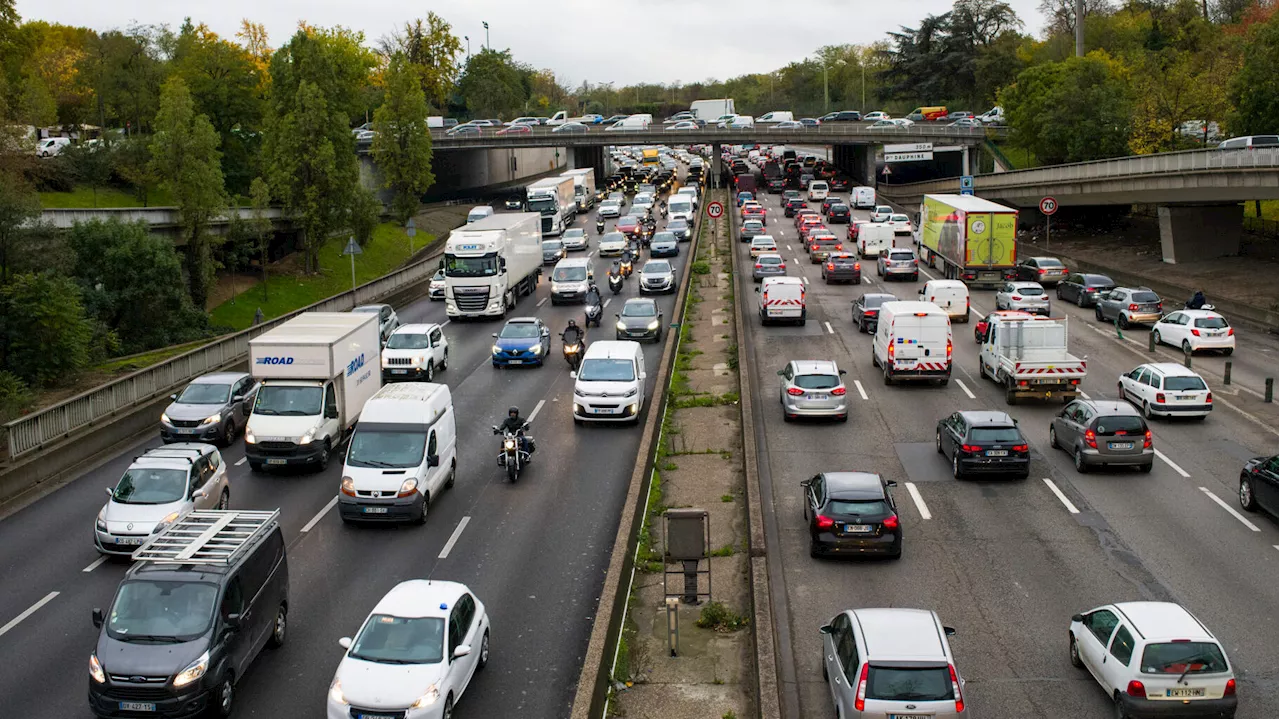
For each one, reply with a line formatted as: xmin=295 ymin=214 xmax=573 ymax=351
xmin=845 ymin=524 xmax=872 ymax=533
xmin=1180 ymin=394 xmax=1196 ymax=400
xmin=266 ymin=458 xmax=287 ymax=465
xmin=895 ymin=360 xmax=916 ymax=369
xmin=116 ymin=537 xmax=144 ymax=546
xmin=357 ymin=714 xmax=399 ymax=719
xmin=591 ymin=407 xmax=614 ymax=414
xmin=508 ymin=359 xmax=523 ymax=365
xmin=888 ymin=715 xmax=932 ymax=719
xmin=1166 ymin=688 xmax=1205 ymax=698
xmin=119 ymin=703 xmax=155 ymax=712
xmin=391 ymin=369 xmax=407 ymax=374
xmin=987 ymin=450 xmax=1008 ymax=457
xmin=363 ymin=507 xmax=389 ymax=514
xmin=1109 ymin=442 xmax=1134 ymax=450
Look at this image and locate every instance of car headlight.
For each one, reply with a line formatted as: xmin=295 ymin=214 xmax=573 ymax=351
xmin=531 ymin=344 xmax=543 ymax=355
xmin=201 ymin=414 xmax=221 ymax=425
xmin=398 ymin=478 xmax=418 ymax=496
xmin=411 ymin=684 xmax=441 ymax=708
xmin=625 ymin=387 xmax=638 ymax=397
xmin=647 ymin=320 xmax=660 ymax=330
xmin=172 ymin=650 xmax=209 ymax=688
xmin=244 ymin=429 xmax=256 ymax=444
xmin=96 ymin=508 xmax=108 ymax=532
xmin=160 ymin=413 xmax=171 ymax=425
xmin=328 ymin=679 xmax=348 ymax=705
xmin=616 ymin=321 xmax=628 ymax=330
xmin=299 ymin=427 xmax=316 ymax=445
xmin=89 ymin=653 xmax=106 ymax=684
xmin=154 ymin=512 xmax=180 ymax=533
xmin=492 ymin=344 xmax=502 ymax=355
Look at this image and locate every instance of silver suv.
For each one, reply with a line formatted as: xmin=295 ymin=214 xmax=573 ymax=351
xmin=877 ymin=248 xmax=919 ymax=281
xmin=160 ymin=372 xmax=257 ymax=446
xmin=1095 ymin=287 xmax=1163 ymax=329
xmin=778 ymin=360 xmax=848 ymax=422
xmin=821 ymin=608 xmax=967 ymax=717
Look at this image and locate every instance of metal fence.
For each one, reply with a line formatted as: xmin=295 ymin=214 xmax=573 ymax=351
xmin=4 ymin=251 xmax=442 ymax=459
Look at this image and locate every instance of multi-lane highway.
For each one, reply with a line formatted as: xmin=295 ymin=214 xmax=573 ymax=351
xmin=0 ymin=172 xmax=693 ymax=718
xmin=730 ymin=169 xmax=1279 ymax=719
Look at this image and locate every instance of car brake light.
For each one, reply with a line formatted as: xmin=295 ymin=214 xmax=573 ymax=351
xmin=1038 ymin=268 xmax=1046 ymax=274
xmin=1011 ymin=295 xmax=1022 ymax=301
xmin=1126 ymin=680 xmax=1147 ymax=698
xmin=854 ymin=263 xmax=860 ymax=270
xmin=1225 ymin=678 xmax=1236 ymax=696
xmin=827 ymin=263 xmax=835 ymax=270
xmin=831 ymin=387 xmax=847 ymax=396
xmin=1206 ymin=391 xmax=1212 ymax=404
xmin=1156 ymin=392 xmax=1166 ymax=403
xmin=1143 ymin=430 xmax=1152 ymax=448
xmin=1012 ymin=444 xmax=1029 ymax=452
xmin=951 ymin=664 xmax=965 ymax=712
xmin=888 ymin=342 xmax=895 ymax=360
xmin=961 ymin=444 xmax=982 ymax=453
xmin=946 ymin=339 xmax=953 ymax=361
xmin=865 ymin=310 xmax=876 ymax=315
xmin=1129 ymin=303 xmax=1139 ymax=311
xmin=1227 ymin=327 xmax=1234 ymax=336
xmin=882 ymin=514 xmax=899 ymax=529
xmin=1084 ymin=429 xmax=1097 ymax=448
xmin=787 ymin=387 xmax=805 ymax=396
xmin=854 ymin=663 xmax=869 ymax=711
xmin=1191 ymin=329 xmax=1200 ymax=336
xmin=815 ymin=514 xmax=835 ymax=530
xmin=755 ymin=263 xmax=763 ymax=269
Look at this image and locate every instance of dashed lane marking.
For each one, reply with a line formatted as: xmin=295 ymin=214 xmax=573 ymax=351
xmin=300 ymin=495 xmax=339 ymax=533
xmin=235 ymin=457 xmax=247 ymax=466
xmin=824 ymin=321 xmax=834 ymax=334
xmin=438 ymin=516 xmax=472 ymax=559
xmin=528 ymin=399 xmax=547 ymax=422
xmin=904 ymin=482 xmax=932 ymax=520
xmin=853 ymin=380 xmax=868 ymax=400
xmin=82 ymin=557 xmax=108 ymax=573
xmin=954 ymin=378 xmax=976 ymax=400
xmin=0 ymin=592 xmax=59 ymax=639
xmin=1154 ymin=449 xmax=1191 ymax=478
xmin=536 ymin=297 xmax=548 ymax=307
xmin=1043 ymin=478 xmax=1080 ymax=514
xmin=1198 ymin=487 xmax=1261 ymax=532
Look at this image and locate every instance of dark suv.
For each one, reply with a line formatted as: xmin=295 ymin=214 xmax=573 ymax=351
xmin=1050 ymin=399 xmax=1153 ymax=473
xmin=89 ymin=511 xmax=289 ymax=719
xmin=802 ymin=472 xmax=902 ymax=559
xmin=936 ymin=410 xmax=1030 ymax=479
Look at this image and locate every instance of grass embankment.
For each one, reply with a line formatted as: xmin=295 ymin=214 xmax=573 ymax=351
xmin=209 ymin=223 xmax=434 ymax=330
xmin=1243 ymin=199 xmax=1277 ymax=234
xmin=39 ymin=186 xmax=176 ymax=208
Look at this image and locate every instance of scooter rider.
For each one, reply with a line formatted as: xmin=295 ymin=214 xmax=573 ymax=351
xmin=585 ymin=283 xmax=602 ymax=310
xmin=496 ymin=406 xmax=534 ymax=455
xmin=1186 ymin=289 xmax=1206 ymax=310
xmin=562 ymin=318 xmax=585 ymax=346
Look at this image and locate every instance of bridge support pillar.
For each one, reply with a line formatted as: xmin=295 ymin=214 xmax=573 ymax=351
xmin=852 ymin=145 xmax=876 ymax=186
xmin=1158 ymin=205 xmax=1242 ymax=264
xmin=962 ymin=147 xmax=971 ymax=176
xmin=570 ymin=146 xmax=606 ymax=183
xmin=711 ymin=144 xmax=723 ymax=189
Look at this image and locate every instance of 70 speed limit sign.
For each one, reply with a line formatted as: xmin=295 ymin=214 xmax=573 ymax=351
xmin=1039 ymin=197 xmax=1058 ymax=215
xmin=706 ymin=201 xmax=724 ymax=219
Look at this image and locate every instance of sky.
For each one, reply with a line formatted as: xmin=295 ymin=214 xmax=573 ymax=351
xmin=16 ymin=0 xmax=1049 ymax=87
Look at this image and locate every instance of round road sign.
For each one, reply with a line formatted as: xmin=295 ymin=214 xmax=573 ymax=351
xmin=1039 ymin=197 xmax=1059 ymax=216
xmin=707 ymin=201 xmax=724 ymax=219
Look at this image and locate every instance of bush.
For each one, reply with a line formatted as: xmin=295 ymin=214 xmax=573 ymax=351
xmin=691 ymin=260 xmax=711 ymax=275
xmin=0 ymin=273 xmax=93 ymax=387
xmin=0 ymin=370 xmax=33 ymax=424
xmin=695 ymin=601 xmax=749 ymax=633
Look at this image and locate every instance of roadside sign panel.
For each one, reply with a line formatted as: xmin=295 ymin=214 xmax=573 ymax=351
xmin=885 ymin=143 xmax=933 ymax=154
xmin=960 ymin=175 xmax=974 ymax=189
xmin=706 ymin=201 xmax=724 ymax=219
xmin=885 ymin=152 xmax=934 ymax=163
xmin=1040 ymin=197 xmax=1058 ymax=215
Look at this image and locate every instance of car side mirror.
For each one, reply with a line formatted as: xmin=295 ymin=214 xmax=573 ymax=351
xmin=1071 ymin=614 xmax=1084 ymax=623
xmin=192 ymin=488 xmax=208 ymax=500
xmin=232 ymin=395 xmax=244 ymax=403
xmin=426 ymin=454 xmax=439 ymax=468
xmin=886 ymin=480 xmax=898 ymax=487
xmin=570 ymin=371 xmax=577 ymax=379
xmin=492 ymin=333 xmax=499 ymax=338
xmin=754 ymin=287 xmax=760 ymax=293
xmin=339 ymin=637 xmax=352 ymax=650
xmin=818 ymin=624 xmax=832 ymax=635
xmin=943 ymin=626 xmax=957 ymax=637
xmin=92 ymin=608 xmax=104 ymax=628
xmin=105 ymin=487 xmax=114 ymax=497
xmin=453 ymin=644 xmax=472 ymax=659
xmin=169 ymin=394 xmax=178 ymax=401
xmin=225 ymin=613 xmax=242 ymax=630
xmin=326 ymin=407 xmax=339 ymax=419
xmin=838 ymin=369 xmax=847 ymax=375
xmin=776 ymin=369 xmax=785 ymax=376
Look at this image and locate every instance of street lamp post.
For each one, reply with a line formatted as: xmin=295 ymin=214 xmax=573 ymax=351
xmin=483 ymin=21 xmax=489 ymax=49
xmin=822 ymin=59 xmax=846 ymax=114
xmin=861 ymin=64 xmax=866 ymax=112
xmin=464 ymin=36 xmax=470 ymax=60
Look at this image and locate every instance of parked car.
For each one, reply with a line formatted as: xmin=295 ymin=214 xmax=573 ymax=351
xmin=35 ymin=137 xmax=71 ymax=157
xmin=160 ymin=372 xmax=256 ymax=446
xmin=1118 ymin=363 xmax=1212 ymax=420
xmin=995 ymin=281 xmax=1051 ymax=315
xmin=936 ymin=410 xmax=1030 ymax=479
xmin=802 ymin=472 xmax=900 ymax=557
xmin=94 ymin=445 xmax=231 ymax=555
xmin=852 ymin=293 xmax=896 ymax=334
xmin=1015 ymin=256 xmax=1069 ymax=285
xmin=778 ymin=360 xmax=849 ymax=422
xmin=1096 ymin=287 xmax=1164 ymax=328
xmin=1151 ymin=309 xmax=1235 ymax=355
xmin=1056 ymin=273 xmax=1116 ymax=307
xmin=1050 ymin=399 xmax=1153 ymax=473
xmin=753 ymin=253 xmax=787 ymax=282
xmin=1239 ymin=455 xmax=1278 ymax=518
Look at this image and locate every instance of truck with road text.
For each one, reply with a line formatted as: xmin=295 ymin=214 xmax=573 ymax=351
xmin=561 ymin=168 xmax=597 ymax=213
xmin=443 ymin=213 xmax=542 ymax=319
xmin=977 ymin=314 xmax=1086 ymax=405
xmin=526 ymin=176 xmax=576 ymax=236
xmin=690 ymin=99 xmax=735 ymax=122
xmin=917 ymin=194 xmax=1018 ymax=288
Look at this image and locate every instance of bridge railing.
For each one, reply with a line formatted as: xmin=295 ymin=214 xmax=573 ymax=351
xmin=420 ymin=121 xmax=997 ymax=141
xmin=36 ymin=206 xmax=287 ymax=229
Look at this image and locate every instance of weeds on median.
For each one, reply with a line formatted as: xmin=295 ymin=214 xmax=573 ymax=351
xmin=691 ymin=260 xmax=711 ymax=275
xmin=696 ymin=601 xmax=749 ymax=632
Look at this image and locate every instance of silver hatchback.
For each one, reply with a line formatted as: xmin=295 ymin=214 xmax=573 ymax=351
xmin=995 ymin=281 xmax=1051 ymax=315
xmin=778 ymin=360 xmax=849 ymax=421
xmin=1050 ymin=399 xmax=1154 ymax=473
xmin=753 ymin=253 xmax=787 ymax=282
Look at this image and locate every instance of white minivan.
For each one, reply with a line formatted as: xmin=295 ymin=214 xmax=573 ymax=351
xmin=550 ymin=257 xmax=593 ymax=304
xmin=757 ymin=276 xmax=806 ymax=325
xmin=572 ymin=341 xmax=647 ymax=424
xmin=668 ymin=194 xmax=695 ymax=223
xmin=852 ymin=186 xmax=876 ymax=209
xmin=467 ymin=205 xmax=495 ymax=223
xmin=339 ymin=382 xmax=456 ymax=525
xmin=872 ymin=301 xmax=953 ymax=385
xmin=807 ymin=180 xmax=829 ymax=201
xmin=756 ymin=110 xmax=795 ymax=123
xmin=919 ymin=279 xmax=971 ymax=323
xmin=856 ymin=222 xmax=894 ymax=259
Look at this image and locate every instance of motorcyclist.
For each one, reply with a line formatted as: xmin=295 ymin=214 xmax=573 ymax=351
xmin=496 ymin=406 xmax=534 ymax=455
xmin=562 ymin=318 xmax=585 ymax=346
xmin=1186 ymin=289 xmax=1206 ymax=310
xmin=585 ymin=283 xmax=602 ymax=309
xmin=621 ymin=247 xmax=634 ymax=266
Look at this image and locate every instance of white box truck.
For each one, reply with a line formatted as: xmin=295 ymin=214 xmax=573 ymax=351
xmin=245 ymin=312 xmax=382 ymax=472
xmin=444 ymin=212 xmax=542 ymax=319
xmin=526 ymin=176 xmax=576 ymax=236
xmin=690 ymin=99 xmax=735 ymax=122
xmin=561 ymin=168 xmax=597 ymax=213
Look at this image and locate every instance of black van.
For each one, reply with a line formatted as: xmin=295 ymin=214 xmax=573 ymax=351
xmin=88 ymin=510 xmax=289 ymax=718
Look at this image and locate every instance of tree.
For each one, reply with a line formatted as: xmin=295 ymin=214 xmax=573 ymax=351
xmin=1001 ymin=50 xmax=1132 ymax=163
xmin=457 ymin=49 xmax=527 ymax=119
xmin=0 ymin=272 xmax=92 ymax=387
xmin=62 ymin=139 xmax=115 ymax=207
xmin=1039 ymin=0 xmax=1115 ymax=36
xmin=248 ymin=177 xmax=272 ymax=300
xmin=0 ymin=171 xmax=40 ymax=283
xmin=348 ymin=186 xmax=381 ymax=248
xmin=113 ymin=135 xmax=157 ymax=205
xmin=378 ymin=13 xmax=463 ymax=110
xmin=1226 ymin=11 xmax=1278 ymax=135
xmin=1130 ymin=42 xmax=1233 ymax=152
xmin=149 ymin=77 xmax=228 ymax=310
xmin=371 ymin=55 xmax=435 ymax=226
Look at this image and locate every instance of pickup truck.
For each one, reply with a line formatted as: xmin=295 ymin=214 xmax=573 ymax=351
xmin=977 ymin=315 xmax=1086 ymax=405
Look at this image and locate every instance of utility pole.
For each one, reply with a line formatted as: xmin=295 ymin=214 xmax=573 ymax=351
xmin=823 ymin=64 xmax=829 ymax=114
xmin=464 ymin=36 xmax=470 ymax=60
xmin=861 ymin=64 xmax=866 ymax=111
xmin=1074 ymin=0 xmax=1085 ymax=57
xmin=483 ymin=21 xmax=490 ymax=50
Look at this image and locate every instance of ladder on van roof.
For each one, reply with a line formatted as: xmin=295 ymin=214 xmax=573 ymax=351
xmin=132 ymin=510 xmax=279 ymax=566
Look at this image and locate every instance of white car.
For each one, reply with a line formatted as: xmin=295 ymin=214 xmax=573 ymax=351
xmin=638 ymin=259 xmax=675 ymax=295
xmin=892 ymin=118 xmax=915 ymax=126
xmin=863 ymin=111 xmax=890 ymax=121
xmin=561 ymin=227 xmax=589 ymax=251
xmin=888 ymin=213 xmax=913 ymax=234
xmin=1152 ymin=309 xmax=1235 ymax=355
xmin=750 ymin=235 xmax=779 ymax=258
xmin=428 ymin=269 xmax=446 ymax=300
xmin=1118 ymin=362 xmax=1212 ymax=419
xmin=327 ymin=580 xmax=489 ymax=719
xmin=995 ymin=281 xmax=1051 ymax=315
xmin=94 ymin=444 xmax=230 ymax=556
xmin=381 ymin=324 xmax=449 ymax=382
xmin=870 ymin=205 xmax=893 ymax=223
xmin=1069 ymin=601 xmax=1236 ymax=719
xmin=598 ymin=201 xmax=622 ymax=218
xmin=598 ymin=232 xmax=627 ymax=256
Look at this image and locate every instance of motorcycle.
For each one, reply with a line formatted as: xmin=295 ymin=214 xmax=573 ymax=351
xmin=493 ymin=423 xmax=533 ymax=483
xmin=563 ymin=339 xmax=584 ymax=370
xmin=585 ymin=299 xmax=603 ymax=327
xmin=660 ymin=201 xmax=668 ymax=218
xmin=608 ymin=272 xmax=624 ymax=294
xmin=596 ymin=218 xmax=605 ymax=235
xmin=620 ymin=259 xmax=634 ymax=278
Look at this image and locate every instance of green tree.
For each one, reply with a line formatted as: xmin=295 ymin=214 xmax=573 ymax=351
xmin=1002 ymin=50 xmax=1132 ymax=163
xmin=457 ymin=49 xmax=527 ymax=119
xmin=0 ymin=272 xmax=92 ymax=387
xmin=113 ymin=135 xmax=157 ymax=205
xmin=371 ymin=55 xmax=435 ymax=226
xmin=61 ymin=139 xmax=115 ymax=207
xmin=348 ymin=186 xmax=381 ymax=248
xmin=0 ymin=170 xmax=40 ymax=282
xmin=150 ymin=77 xmax=228 ymax=310
xmin=1226 ymin=12 xmax=1278 ymax=135
xmin=248 ymin=177 xmax=272 ymax=300
xmin=378 ymin=13 xmax=463 ymax=110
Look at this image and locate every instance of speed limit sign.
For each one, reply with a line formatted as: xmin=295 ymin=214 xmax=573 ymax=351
xmin=706 ymin=201 xmax=724 ymax=219
xmin=1039 ymin=197 xmax=1058 ymax=215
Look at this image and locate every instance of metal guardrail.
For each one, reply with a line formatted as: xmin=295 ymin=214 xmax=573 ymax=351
xmin=3 ymin=249 xmax=441 ymax=459
xmin=35 ymin=206 xmax=287 ymax=230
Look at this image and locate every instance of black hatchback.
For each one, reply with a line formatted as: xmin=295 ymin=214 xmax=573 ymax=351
xmin=936 ymin=410 xmax=1030 ymax=479
xmin=784 ymin=197 xmax=808 ymax=217
xmin=827 ymin=203 xmax=851 ymax=223
xmin=802 ymin=472 xmax=902 ymax=559
xmin=1056 ymin=273 xmax=1116 ymax=308
xmin=852 ymin=292 xmax=897 ymax=333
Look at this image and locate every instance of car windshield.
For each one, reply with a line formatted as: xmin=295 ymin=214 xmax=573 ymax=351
xmin=347 ymin=429 xmax=427 ymax=469
xmin=1193 ymin=317 xmax=1228 ymax=329
xmin=1037 ymin=258 xmax=1064 ymax=268
xmin=643 ymin=261 xmax=671 ymax=274
xmin=794 ymin=374 xmax=839 ymax=390
xmin=564 ymin=229 xmax=584 ymax=239
xmin=253 ymin=385 xmax=323 ymax=416
xmin=601 ymin=203 xmax=619 ymax=212
xmin=1094 ymin=415 xmax=1146 ymax=435
xmin=1140 ymin=642 xmax=1229 ymax=675
xmin=969 ymin=427 xmax=1022 ymax=442
xmin=444 ymin=253 xmax=499 ymax=277
xmin=385 ymin=333 xmax=431 ymax=350
xmin=866 ymin=665 xmax=954 ymax=701
xmin=1129 ymin=291 xmax=1160 ymax=303
xmin=1015 ymin=286 xmax=1044 ymax=296
xmin=670 ymin=219 xmax=689 ymax=230
xmin=753 ymin=239 xmax=776 ymax=247
xmin=623 ymin=301 xmax=658 ymax=318
xmin=890 ymin=214 xmax=909 ymax=222
xmin=113 ymin=467 xmax=188 ymax=504
xmin=828 ymin=498 xmax=890 ymax=516
xmin=1163 ymin=376 xmax=1208 ymax=391
xmin=578 ymin=358 xmax=636 ymax=381
xmin=745 ymin=221 xmax=763 ymax=230
xmin=107 ymin=580 xmax=218 ymax=643
xmin=759 ymin=256 xmax=782 ymax=265
xmin=500 ymin=323 xmax=541 ymax=339
xmin=176 ymin=383 xmax=231 ymax=405
xmin=653 ymin=232 xmax=676 ymax=243
xmin=349 ymin=614 xmax=445 ymax=665
xmin=553 ymin=266 xmax=587 ymax=282
xmin=832 ymin=205 xmax=849 ymax=212
xmin=543 ymin=241 xmax=563 ymax=251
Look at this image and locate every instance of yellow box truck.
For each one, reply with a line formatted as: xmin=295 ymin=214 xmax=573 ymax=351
xmin=918 ymin=194 xmax=1018 ymax=288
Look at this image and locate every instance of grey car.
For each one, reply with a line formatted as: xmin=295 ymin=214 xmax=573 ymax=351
xmin=668 ymin=217 xmax=692 ymax=241
xmin=778 ymin=360 xmax=849 ymax=422
xmin=753 ymin=253 xmax=787 ymax=282
xmin=1050 ymin=399 xmax=1154 ymax=473
xmin=876 ymin=248 xmax=919 ymax=281
xmin=561 ymin=227 xmax=589 ymax=251
xmin=1015 ymin=256 xmax=1069 ymax=286
xmin=352 ymin=304 xmax=400 ymax=344
xmin=542 ymin=239 xmax=567 ymax=265
xmin=995 ymin=281 xmax=1051 ymax=314
xmin=615 ymin=297 xmax=663 ymax=342
xmin=1056 ymin=273 xmax=1115 ymax=307
xmin=1095 ymin=287 xmax=1164 ymax=328
xmin=739 ymin=219 xmax=765 ymax=242
xmin=160 ymin=372 xmax=257 ymax=446
xmin=639 ymin=259 xmax=675 ymax=294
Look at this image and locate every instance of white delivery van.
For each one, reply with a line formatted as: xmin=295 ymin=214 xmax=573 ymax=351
xmin=756 ymin=110 xmax=795 ymax=123
xmin=467 ymin=206 xmax=495 ymax=223
xmin=852 ymin=186 xmax=876 ymax=209
xmin=338 ymin=382 xmax=456 ymax=525
xmin=757 ymin=276 xmax=806 ymax=325
xmin=245 ymin=312 xmax=382 ymax=472
xmin=676 ymin=186 xmax=700 ymax=209
xmin=808 ymin=180 xmax=829 ymax=201
xmin=667 ymin=194 xmax=695 ymax=223
xmin=919 ymin=279 xmax=971 ymax=323
xmin=571 ymin=340 xmax=647 ymax=424
xmin=550 ymin=257 xmax=593 ymax=305
xmin=427 ymin=116 xmax=445 ymax=129
xmin=856 ymin=222 xmax=894 ymax=258
xmin=872 ymin=301 xmax=953 ymax=385
xmin=719 ymin=114 xmax=755 ymax=129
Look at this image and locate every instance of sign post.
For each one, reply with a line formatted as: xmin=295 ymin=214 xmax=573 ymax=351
xmin=1039 ymin=196 xmax=1058 ymax=249
xmin=342 ymin=236 xmax=363 ymax=293
xmin=405 ymin=217 xmax=417 ymax=256
xmin=706 ymin=201 xmax=724 ymax=220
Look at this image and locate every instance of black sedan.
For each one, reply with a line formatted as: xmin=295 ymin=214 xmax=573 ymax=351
xmin=783 ymin=197 xmax=808 ymax=217
xmin=821 ymin=252 xmax=861 ymax=284
xmin=1056 ymin=273 xmax=1116 ymax=308
xmin=936 ymin=411 xmax=1030 ymax=479
xmin=667 ymin=217 xmax=691 ymax=242
xmin=615 ymin=298 xmax=663 ymax=343
xmin=504 ymin=194 xmax=523 ymax=210
xmin=1239 ymin=455 xmax=1278 ymax=518
xmin=852 ymin=292 xmax=896 ymax=333
xmin=827 ymin=203 xmax=851 ymax=223
xmin=802 ymin=472 xmax=902 ymax=559
xmin=829 ymin=176 xmax=853 ymax=191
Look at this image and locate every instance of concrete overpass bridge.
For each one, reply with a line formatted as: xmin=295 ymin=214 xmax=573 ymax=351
xmin=36 ymin=206 xmax=290 ymax=244
xmin=876 ymin=147 xmax=1279 ymax=263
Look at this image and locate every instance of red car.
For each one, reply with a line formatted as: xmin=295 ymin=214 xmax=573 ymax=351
xmin=974 ymin=310 xmax=1035 ymax=343
xmin=794 ymin=211 xmax=821 ymax=230
xmin=495 ymin=124 xmax=532 ymax=135
xmin=615 ymin=216 xmax=641 ymax=236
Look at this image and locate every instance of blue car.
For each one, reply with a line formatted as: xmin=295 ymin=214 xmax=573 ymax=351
xmin=492 ymin=317 xmax=551 ymax=367
xmin=649 ymin=231 xmax=679 ymax=258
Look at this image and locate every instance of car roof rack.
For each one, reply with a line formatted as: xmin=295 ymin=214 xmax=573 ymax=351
xmin=135 ymin=446 xmax=204 ymax=464
xmin=132 ymin=509 xmax=279 ymax=566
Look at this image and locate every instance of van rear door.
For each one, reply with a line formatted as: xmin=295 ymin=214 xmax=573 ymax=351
xmin=892 ymin=315 xmax=949 ymax=361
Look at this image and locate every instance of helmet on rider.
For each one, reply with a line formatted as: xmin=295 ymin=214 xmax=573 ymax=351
xmin=508 ymin=406 xmax=519 ymax=418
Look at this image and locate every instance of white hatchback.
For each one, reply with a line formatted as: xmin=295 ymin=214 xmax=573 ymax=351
xmin=1118 ymin=362 xmax=1212 ymax=419
xmin=1152 ymin=310 xmax=1235 ymax=355
xmin=750 ymin=235 xmax=779 ymax=258
xmin=327 ymin=580 xmax=489 ymax=719
xmin=870 ymin=205 xmax=893 ymax=223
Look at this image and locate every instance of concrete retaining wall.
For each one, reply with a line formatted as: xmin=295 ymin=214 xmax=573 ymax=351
xmin=361 ymin=146 xmax=566 ymax=202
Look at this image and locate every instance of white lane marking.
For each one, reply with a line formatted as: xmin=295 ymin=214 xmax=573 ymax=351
xmin=537 ymin=297 xmax=548 ymax=307
xmin=954 ymin=378 xmax=976 ymax=400
xmin=301 ymin=495 xmax=339 ymax=533
xmin=0 ymin=591 xmax=59 ymax=639
xmin=603 ymin=298 xmax=611 ymax=308
xmin=1198 ymin=487 xmax=1260 ymax=532
xmin=970 ymin=306 xmax=982 ymax=317
xmin=235 ymin=457 xmax=246 ymax=466
xmin=1042 ymin=478 xmax=1080 ymax=514
xmin=794 ymin=257 xmax=803 ymax=266
xmin=1153 ymin=448 xmax=1191 ymax=478
xmin=904 ymin=482 xmax=932 ymax=520
xmin=919 ymin=267 xmax=938 ymax=281
xmin=802 ymin=276 xmax=810 ymax=285
xmin=438 ymin=516 xmax=472 ymax=558
xmin=862 ymin=276 xmax=870 ymax=284
xmin=786 ymin=244 xmax=792 ymax=251
xmin=528 ymin=399 xmax=547 ymax=422
xmin=853 ymin=380 xmax=868 ymax=400
xmin=82 ymin=556 xmax=108 ymax=573
xmin=1079 ymin=391 xmax=1091 ymax=400
xmin=824 ymin=321 xmax=834 ymax=334
xmin=440 ymin=319 xmax=451 ymax=328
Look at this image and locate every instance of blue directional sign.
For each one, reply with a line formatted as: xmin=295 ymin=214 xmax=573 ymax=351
xmin=960 ymin=175 xmax=974 ymax=189
xmin=960 ymin=188 xmax=975 ymax=196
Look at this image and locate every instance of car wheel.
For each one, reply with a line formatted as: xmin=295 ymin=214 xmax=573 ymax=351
xmin=952 ymin=454 xmax=964 ymax=479
xmin=936 ymin=430 xmax=943 ymax=454
xmin=1152 ymin=330 xmax=1162 ymax=347
xmin=316 ymin=440 xmax=331 ymax=472
xmin=425 ymin=360 xmax=435 ymax=381
xmin=1142 ymin=401 xmax=1155 ymax=420
xmin=1181 ymin=340 xmax=1192 ymax=355
xmin=442 ymin=694 xmax=454 ymax=719
xmin=1077 ymin=293 xmax=1086 ymax=308
xmin=215 ymin=674 xmax=234 ymax=718
xmin=221 ymin=419 xmax=236 ymax=447
xmin=1056 ymin=286 xmax=1063 ymax=300
xmin=1119 ymin=314 xmax=1130 ymax=330
xmin=1049 ymin=426 xmax=1059 ymax=449
xmin=1239 ymin=477 xmax=1258 ymax=511
xmin=1074 ymin=446 xmax=1089 ymax=473
xmin=416 ymin=492 xmax=429 ymax=525
xmin=478 ymin=630 xmax=490 ymax=669
xmin=1113 ymin=693 xmax=1131 ymax=719
xmin=1069 ymin=634 xmax=1084 ymax=668
xmin=1095 ymin=307 xmax=1105 ymax=322
xmin=267 ymin=603 xmax=287 ymax=648
xmin=809 ymin=538 xmax=823 ymax=558
xmin=217 ymin=488 xmax=230 ymax=510
xmin=445 ymin=461 xmax=457 ymax=489
xmin=1139 ymin=463 xmax=1153 ymax=473
xmin=439 ymin=350 xmax=448 ymax=370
